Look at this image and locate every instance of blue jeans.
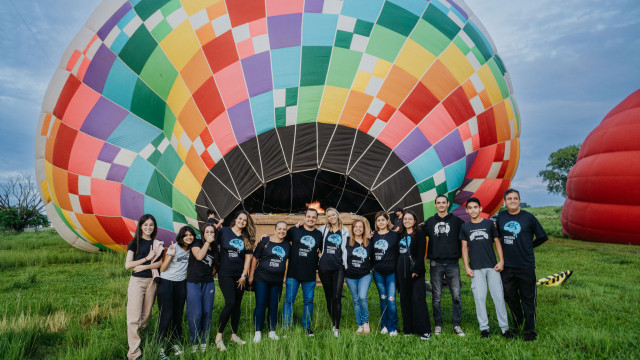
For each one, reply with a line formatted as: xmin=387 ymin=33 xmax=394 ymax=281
xmin=430 ymin=260 xmax=462 ymax=327
xmin=372 ymin=270 xmax=398 ymax=332
xmin=345 ymin=273 xmax=373 ymax=326
xmin=186 ymin=282 xmax=215 ymax=345
xmin=253 ymin=281 xmax=283 ymax=331
xmin=282 ymin=278 xmax=316 ymax=329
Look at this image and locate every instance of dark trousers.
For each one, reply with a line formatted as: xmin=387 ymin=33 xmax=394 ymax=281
xmin=430 ymin=260 xmax=463 ymax=327
xmin=253 ymin=281 xmax=283 ymax=331
xmin=157 ymin=279 xmax=187 ymax=343
xmin=218 ymin=275 xmax=244 ymax=334
xmin=501 ymin=266 xmax=537 ymax=334
xmin=397 ymin=272 xmax=431 ymax=335
xmin=318 ymin=268 xmax=345 ymax=330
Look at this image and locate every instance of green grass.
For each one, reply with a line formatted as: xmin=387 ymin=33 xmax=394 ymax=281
xmin=0 ymin=214 xmax=639 ymax=359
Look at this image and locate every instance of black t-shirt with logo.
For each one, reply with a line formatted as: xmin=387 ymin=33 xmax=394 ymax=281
xmin=345 ymin=240 xmax=373 ymax=279
xmin=253 ymin=237 xmax=291 ymax=284
xmin=371 ymin=231 xmax=398 ymax=275
xmin=127 ymin=238 xmax=156 ymax=278
xmin=286 ymin=226 xmax=323 ymax=282
xmin=424 ymin=213 xmax=464 ymax=260
xmin=218 ymin=227 xmax=253 ymax=277
xmin=318 ymin=229 xmax=346 ymax=271
xmin=187 ymin=239 xmax=216 ymax=283
xmin=496 ymin=210 xmax=546 ymax=268
xmin=459 ymin=219 xmax=500 ymax=270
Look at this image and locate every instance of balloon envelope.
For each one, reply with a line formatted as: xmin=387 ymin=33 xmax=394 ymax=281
xmin=562 ymin=89 xmax=640 ymax=245
xmin=35 ymin=0 xmax=520 ymax=252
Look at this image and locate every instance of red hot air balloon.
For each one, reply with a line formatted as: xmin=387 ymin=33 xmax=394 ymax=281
xmin=562 ymin=90 xmax=640 ymax=245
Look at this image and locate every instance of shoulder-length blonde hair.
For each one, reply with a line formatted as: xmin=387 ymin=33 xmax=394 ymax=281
xmin=349 ymin=219 xmax=370 ymax=247
xmin=325 ymin=207 xmax=343 ymax=232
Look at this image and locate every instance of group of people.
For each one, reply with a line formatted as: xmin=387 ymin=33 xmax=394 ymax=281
xmin=124 ymin=188 xmax=547 ymax=359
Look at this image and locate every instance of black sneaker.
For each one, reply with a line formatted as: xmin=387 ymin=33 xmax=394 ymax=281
xmin=305 ymin=328 xmax=315 ymax=337
xmin=480 ymin=330 xmax=490 ymax=338
xmin=501 ymin=330 xmax=515 ymax=339
xmin=420 ymin=333 xmax=431 ymax=340
xmin=523 ymin=331 xmax=537 ymax=341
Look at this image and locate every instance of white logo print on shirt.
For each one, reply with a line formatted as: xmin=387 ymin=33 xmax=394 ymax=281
xmin=434 ymin=222 xmax=450 ymax=235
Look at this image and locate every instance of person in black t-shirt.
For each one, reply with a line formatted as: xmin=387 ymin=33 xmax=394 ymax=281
xmin=250 ymin=221 xmax=291 ymax=343
xmin=371 ymin=211 xmax=399 ymax=336
xmin=214 ymin=210 xmax=256 ymax=351
xmin=282 ymin=208 xmax=323 ymax=336
xmin=316 ymin=207 xmax=349 ymax=337
xmin=496 ymin=189 xmax=547 ymax=341
xmin=345 ymin=219 xmax=374 ymax=334
xmin=397 ymin=210 xmax=431 ymax=340
xmin=186 ymin=223 xmax=218 ymax=351
xmin=424 ymin=194 xmax=465 ymax=337
xmin=460 ymin=198 xmax=512 ymax=339
xmin=392 ymin=208 xmax=403 ymax=232
xmin=124 ymin=214 xmax=164 ymax=360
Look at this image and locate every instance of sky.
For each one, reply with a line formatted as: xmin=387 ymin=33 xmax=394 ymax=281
xmin=0 ymin=0 xmax=638 ymax=207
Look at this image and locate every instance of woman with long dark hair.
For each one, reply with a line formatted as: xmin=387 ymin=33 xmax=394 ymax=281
xmin=124 ymin=214 xmax=164 ymax=360
xmin=371 ymin=211 xmax=399 ymax=336
xmin=186 ymin=223 xmax=218 ymax=352
xmin=214 ymin=210 xmax=256 ymax=351
xmin=157 ymin=225 xmax=195 ymax=358
xmin=345 ymin=219 xmax=374 ymax=334
xmin=397 ymin=210 xmax=431 ymax=340
xmin=250 ymin=221 xmax=290 ymax=343
xmin=317 ymin=207 xmax=349 ymax=337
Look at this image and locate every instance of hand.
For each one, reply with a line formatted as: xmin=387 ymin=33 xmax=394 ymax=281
xmin=465 ymin=267 xmax=474 ymax=278
xmin=494 ymin=261 xmax=504 ymax=272
xmin=237 ymin=276 xmax=246 ymax=289
xmin=204 ymin=232 xmax=214 ymax=244
xmin=167 ymin=242 xmax=177 ymax=256
xmin=411 ymin=273 xmax=418 ymax=278
xmin=215 ymin=222 xmax=223 ymax=230
xmin=133 ymin=265 xmax=144 ymax=273
xmin=145 ymin=248 xmax=154 ymax=261
xmin=369 ymin=232 xmax=374 ymax=239
xmin=295 ymin=221 xmax=303 ymax=228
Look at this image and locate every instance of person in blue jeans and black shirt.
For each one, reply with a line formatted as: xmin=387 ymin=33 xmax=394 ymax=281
xmin=424 ymin=194 xmax=465 ymax=337
xmin=345 ymin=219 xmax=374 ymax=335
xmin=250 ymin=221 xmax=290 ymax=343
xmin=496 ymin=189 xmax=547 ymax=341
xmin=282 ymin=208 xmax=323 ymax=336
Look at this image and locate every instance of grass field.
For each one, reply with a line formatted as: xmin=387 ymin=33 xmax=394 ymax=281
xmin=0 ymin=207 xmax=639 ymax=359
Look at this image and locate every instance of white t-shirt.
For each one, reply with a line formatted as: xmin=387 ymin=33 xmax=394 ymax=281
xmin=160 ymin=245 xmax=189 ymax=281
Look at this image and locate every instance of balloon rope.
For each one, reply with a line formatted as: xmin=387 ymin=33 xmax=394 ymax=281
xmin=334 ymin=175 xmax=349 ymax=210
xmin=309 ymin=169 xmax=320 ymax=204
xmin=354 ymin=191 xmax=371 ymax=214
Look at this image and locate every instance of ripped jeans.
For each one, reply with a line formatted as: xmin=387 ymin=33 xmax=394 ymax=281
xmin=372 ymin=270 xmax=398 ymax=332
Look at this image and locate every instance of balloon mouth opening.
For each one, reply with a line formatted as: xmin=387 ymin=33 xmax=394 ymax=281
xmin=222 ymin=169 xmax=383 ymax=224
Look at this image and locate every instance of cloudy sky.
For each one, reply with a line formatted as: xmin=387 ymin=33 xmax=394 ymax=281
xmin=0 ymin=0 xmax=638 ymax=207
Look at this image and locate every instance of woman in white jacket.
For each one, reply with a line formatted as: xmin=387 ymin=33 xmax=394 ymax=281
xmin=316 ymin=207 xmax=349 ymax=337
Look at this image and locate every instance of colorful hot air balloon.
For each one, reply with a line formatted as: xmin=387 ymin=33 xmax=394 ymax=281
xmin=35 ymin=0 xmax=520 ymax=252
xmin=562 ymin=90 xmax=640 ymax=245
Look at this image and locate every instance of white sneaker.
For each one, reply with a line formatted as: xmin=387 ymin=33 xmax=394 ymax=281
xmin=332 ymin=327 xmax=339 ymax=338
xmin=172 ymin=344 xmax=183 ymax=355
xmin=356 ymin=326 xmax=363 ymax=334
xmin=215 ymin=340 xmax=226 ymax=351
xmin=389 ymin=330 xmax=398 ymax=337
xmin=434 ymin=326 xmax=442 ymax=335
xmin=453 ymin=326 xmax=466 ymax=337
xmin=200 ymin=343 xmax=207 ymax=352
xmin=268 ymin=331 xmax=280 ymax=340
xmin=230 ymin=334 xmax=246 ymax=345
xmin=380 ymin=327 xmax=389 ymax=334
xmin=191 ymin=345 xmax=199 ymax=353
xmin=253 ymin=331 xmax=262 ymax=343
xmin=159 ymin=348 xmax=169 ymax=360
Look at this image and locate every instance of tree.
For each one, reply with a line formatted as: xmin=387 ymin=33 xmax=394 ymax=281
xmin=538 ymin=144 xmax=580 ymax=197
xmin=0 ymin=172 xmax=47 ymax=232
